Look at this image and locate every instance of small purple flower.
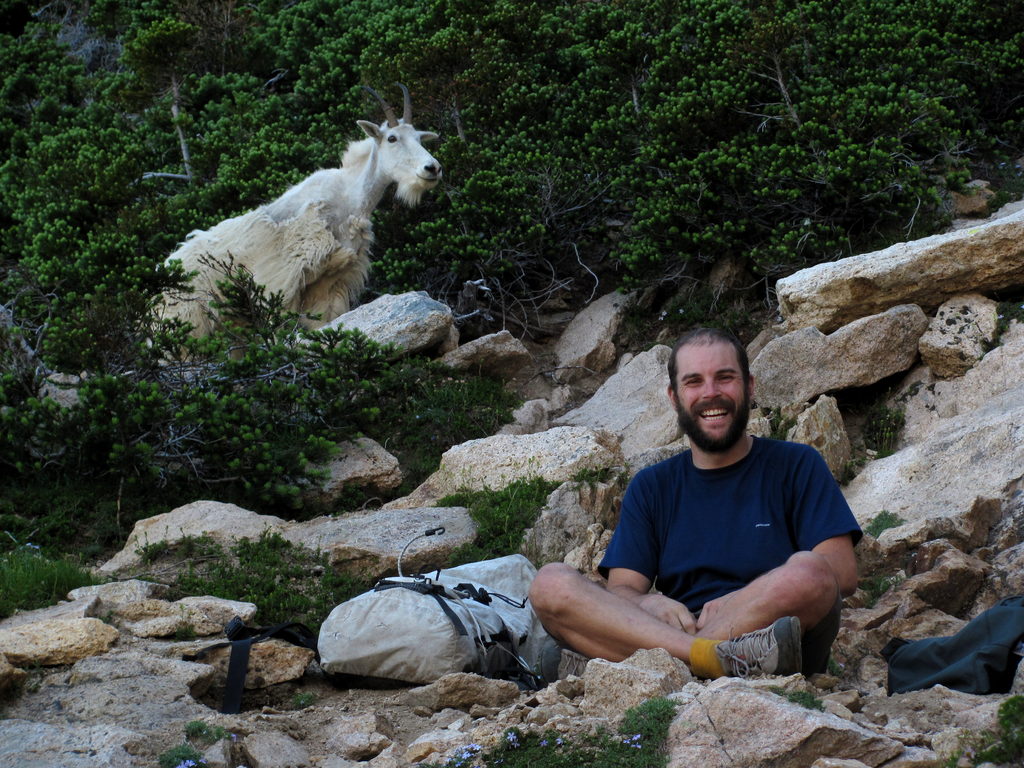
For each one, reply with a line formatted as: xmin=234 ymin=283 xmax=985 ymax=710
xmin=505 ymin=731 xmax=521 ymax=748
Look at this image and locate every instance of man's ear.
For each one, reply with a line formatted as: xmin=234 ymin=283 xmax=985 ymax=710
xmin=667 ymin=384 xmax=680 ymax=410
xmin=747 ymin=374 xmax=756 ymax=405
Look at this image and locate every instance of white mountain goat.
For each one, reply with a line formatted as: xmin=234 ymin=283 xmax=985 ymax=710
xmin=161 ymin=84 xmax=441 ymax=335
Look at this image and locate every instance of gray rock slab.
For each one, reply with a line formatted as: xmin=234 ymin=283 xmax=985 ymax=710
xmin=844 ymin=385 xmax=1024 ymax=527
xmin=776 ymin=206 xmax=1024 ymax=333
xmin=285 ymin=506 xmax=476 ymax=578
xmin=323 ymin=291 xmax=453 ymax=355
xmin=0 ymin=720 xmax=144 ymax=768
xmin=751 ymin=304 xmax=928 ymax=408
xmin=554 ymin=345 xmax=680 ymax=461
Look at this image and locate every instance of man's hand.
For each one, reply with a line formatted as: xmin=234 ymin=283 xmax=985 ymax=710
xmin=639 ymin=593 xmax=698 ymax=633
xmin=606 ymin=567 xmax=697 ymax=634
xmin=694 ymin=592 xmax=734 ymax=632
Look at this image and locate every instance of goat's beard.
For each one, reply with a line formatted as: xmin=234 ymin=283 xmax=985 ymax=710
xmin=395 ymin=177 xmax=439 ymax=207
xmin=674 ymin=387 xmax=751 ymax=454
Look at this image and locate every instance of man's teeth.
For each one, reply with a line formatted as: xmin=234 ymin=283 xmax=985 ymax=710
xmin=701 ymin=409 xmax=728 ymax=418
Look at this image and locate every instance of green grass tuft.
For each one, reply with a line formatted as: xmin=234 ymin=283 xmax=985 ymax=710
xmin=863 ymin=510 xmax=905 ymax=539
xmin=428 ymin=698 xmax=678 ymax=768
xmin=0 ymin=547 xmax=103 ymax=620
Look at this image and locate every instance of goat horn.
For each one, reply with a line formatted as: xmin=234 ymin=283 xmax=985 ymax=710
xmin=361 ymin=85 xmax=398 ymax=127
xmin=395 ymin=82 xmax=412 ymax=123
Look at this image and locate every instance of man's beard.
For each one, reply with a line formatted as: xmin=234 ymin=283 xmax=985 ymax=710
xmin=675 ymin=388 xmax=751 ymax=454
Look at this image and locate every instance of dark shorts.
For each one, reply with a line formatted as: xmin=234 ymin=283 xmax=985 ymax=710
xmin=800 ymin=595 xmax=843 ymax=675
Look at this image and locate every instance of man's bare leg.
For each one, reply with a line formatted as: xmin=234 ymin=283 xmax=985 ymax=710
xmin=694 ymin=551 xmax=842 ymax=641
xmin=529 ymin=563 xmax=699 ymax=662
xmin=530 ymin=551 xmax=841 ymax=663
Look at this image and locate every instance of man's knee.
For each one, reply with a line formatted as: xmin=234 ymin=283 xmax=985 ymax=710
xmin=782 ymin=551 xmax=842 ymax=622
xmin=529 ymin=562 xmax=588 ymax=616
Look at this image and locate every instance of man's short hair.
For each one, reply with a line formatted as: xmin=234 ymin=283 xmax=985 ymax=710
xmin=667 ymin=327 xmax=750 ymax=389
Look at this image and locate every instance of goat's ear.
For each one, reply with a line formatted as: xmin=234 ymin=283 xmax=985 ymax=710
xmin=357 ymin=120 xmax=383 ymax=139
xmin=418 ymin=131 xmax=439 ymax=143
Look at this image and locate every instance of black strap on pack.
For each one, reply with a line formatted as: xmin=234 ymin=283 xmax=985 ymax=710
xmin=183 ymin=616 xmax=319 ymax=714
xmin=374 ymin=579 xmax=469 ymax=636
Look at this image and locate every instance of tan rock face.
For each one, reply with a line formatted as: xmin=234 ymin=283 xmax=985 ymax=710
xmin=553 ymin=290 xmax=631 ymax=383
xmin=776 ymin=206 xmax=1024 ymax=333
xmin=751 ymin=304 xmax=928 ymax=408
xmin=393 ymin=426 xmax=624 ymax=507
xmin=554 ymin=345 xmax=681 ymax=461
xmin=441 ymin=329 xmax=533 ymax=379
xmin=99 ymin=500 xmax=289 ymax=575
xmin=918 ymin=293 xmax=998 ymax=378
xmin=785 ymin=395 xmax=851 ymax=480
xmin=0 ymin=652 xmax=27 ymax=693
xmin=192 ymin=638 xmax=315 ymax=689
xmin=0 ymin=618 xmax=119 ymax=666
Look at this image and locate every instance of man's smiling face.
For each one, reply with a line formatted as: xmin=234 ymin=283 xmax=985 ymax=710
xmin=668 ymin=339 xmax=752 ymax=455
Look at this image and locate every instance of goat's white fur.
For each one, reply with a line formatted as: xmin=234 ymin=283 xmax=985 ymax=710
xmin=161 ymin=114 xmax=440 ymax=336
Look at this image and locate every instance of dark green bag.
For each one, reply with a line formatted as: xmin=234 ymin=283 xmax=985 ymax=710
xmin=881 ymin=595 xmax=1024 ymax=695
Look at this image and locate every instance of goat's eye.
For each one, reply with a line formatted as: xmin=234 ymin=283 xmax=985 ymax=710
xmin=387 ymin=135 xmax=398 ymax=143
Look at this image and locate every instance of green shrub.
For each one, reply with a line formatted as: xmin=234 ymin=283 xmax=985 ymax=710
xmin=165 ymin=531 xmax=368 ymax=633
xmin=440 ymin=478 xmax=560 ymax=566
xmin=0 ymin=264 xmax=518 ymax=555
xmin=0 ymin=546 xmax=103 ymax=620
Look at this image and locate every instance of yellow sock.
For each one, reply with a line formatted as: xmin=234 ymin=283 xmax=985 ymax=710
xmin=689 ymin=637 xmax=726 ymax=679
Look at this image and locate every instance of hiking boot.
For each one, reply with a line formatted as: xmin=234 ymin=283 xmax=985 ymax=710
xmin=537 ymin=636 xmax=590 ymax=683
xmin=715 ymin=616 xmax=802 ymax=677
xmin=557 ymin=648 xmax=590 ymax=679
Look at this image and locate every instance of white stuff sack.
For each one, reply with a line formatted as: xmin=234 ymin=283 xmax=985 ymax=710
xmin=318 ymin=554 xmax=540 ymax=685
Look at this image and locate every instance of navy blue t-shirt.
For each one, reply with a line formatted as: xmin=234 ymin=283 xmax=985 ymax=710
xmin=599 ymin=437 xmax=862 ymax=612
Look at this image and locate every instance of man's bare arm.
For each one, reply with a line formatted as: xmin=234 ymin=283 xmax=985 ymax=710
xmin=812 ymin=534 xmax=858 ymax=596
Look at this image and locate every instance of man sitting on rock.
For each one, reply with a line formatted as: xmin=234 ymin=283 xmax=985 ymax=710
xmin=530 ymin=327 xmax=862 ymax=679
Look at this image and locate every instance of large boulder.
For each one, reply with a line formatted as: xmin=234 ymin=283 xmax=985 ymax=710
xmin=99 ymin=501 xmax=288 ymax=575
xmin=775 ymin=206 xmax=1024 ymax=333
xmin=751 ymin=305 xmax=928 ymax=408
xmin=553 ymin=345 xmax=679 ymax=461
xmin=843 ymin=384 xmax=1024 ymax=528
xmin=388 ymin=426 xmax=624 ymax=508
xmin=917 ymin=293 xmax=998 ymax=379
xmin=552 ymin=290 xmax=632 ymax=383
xmin=323 ymin=291 xmax=454 ymax=355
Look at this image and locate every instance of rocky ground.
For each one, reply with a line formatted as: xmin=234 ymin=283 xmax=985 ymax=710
xmin=4 ymin=202 xmax=1024 ymax=767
